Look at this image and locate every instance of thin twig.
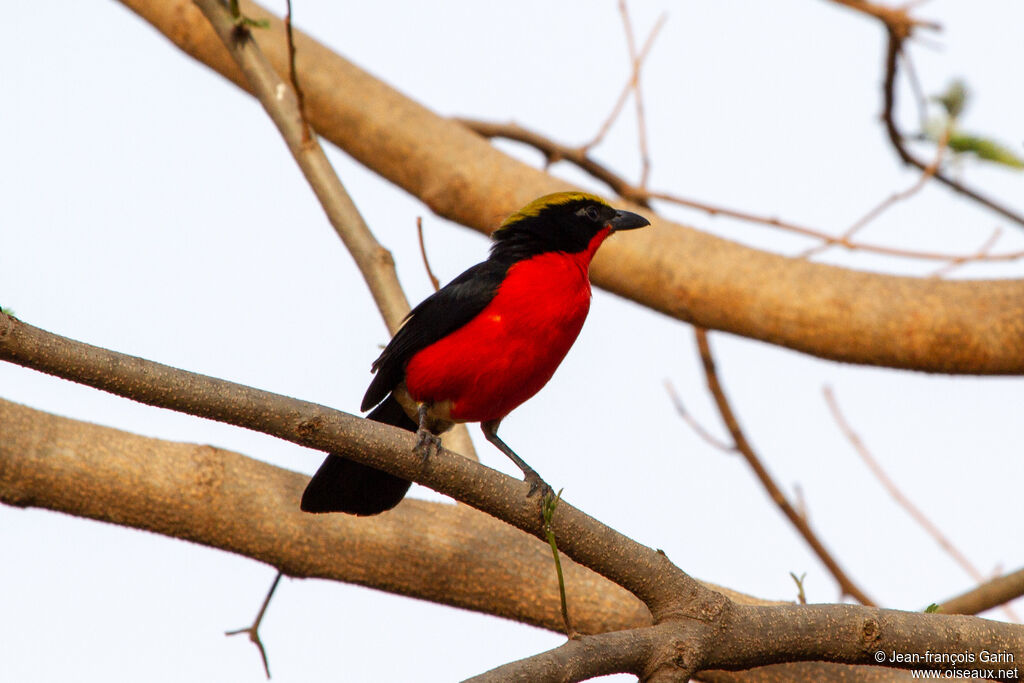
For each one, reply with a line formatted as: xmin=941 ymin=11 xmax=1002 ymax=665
xmin=457 ymin=118 xmax=650 ymax=208
xmin=193 ymin=0 xmax=479 ymax=462
xmin=694 ymin=328 xmax=875 ymax=605
xmin=460 ymin=118 xmax=1024 ymax=267
xmin=664 ymin=380 xmax=735 ymax=454
xmin=790 ymin=572 xmax=808 ymax=605
xmin=646 ymin=188 xmax=1024 ymax=265
xmin=823 ymin=384 xmax=979 ymax=575
xmin=415 ymin=217 xmax=441 ymax=292
xmin=283 ymin=0 xmax=309 ymax=143
xmin=822 ymin=386 xmax=1019 ymax=621
xmin=929 ymin=226 xmax=1003 ymax=278
xmin=798 ymin=125 xmax=951 ymax=260
xmin=579 ymin=12 xmax=666 ymax=156
xmin=900 ymin=47 xmax=929 ymax=133
xmin=194 ymin=0 xmax=409 ymax=331
xmin=617 ymin=1 xmax=665 ymax=190
xmin=876 ymin=27 xmax=1024 ymax=229
xmin=226 ymin=571 xmax=283 ymax=679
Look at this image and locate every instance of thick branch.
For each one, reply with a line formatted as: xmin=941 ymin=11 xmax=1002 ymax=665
xmin=4 ymin=317 xmax=1021 ymax=678
xmin=478 ymin=601 xmax=1024 ymax=682
xmin=466 ymin=624 xmax=679 ymax=683
xmin=0 ymin=396 xmax=650 ymax=634
xmin=940 ymin=568 xmax=1024 ymax=617
xmin=0 ymin=395 xmax=934 ymax=683
xmin=711 ymin=603 xmax=1023 ymax=673
xmin=5 ymin=398 xmax=893 ymax=683
xmin=117 ymin=0 xmax=1024 ymax=375
xmin=0 ymin=313 xmax=708 ymax=621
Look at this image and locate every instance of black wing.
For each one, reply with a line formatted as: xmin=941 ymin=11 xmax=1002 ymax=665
xmin=360 ymin=258 xmax=509 ymax=411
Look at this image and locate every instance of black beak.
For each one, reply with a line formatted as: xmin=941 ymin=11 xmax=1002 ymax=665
xmin=609 ymin=209 xmax=650 ymax=231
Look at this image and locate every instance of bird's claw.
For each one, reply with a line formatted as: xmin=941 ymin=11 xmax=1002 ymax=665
xmin=524 ymin=471 xmax=554 ymax=501
xmin=413 ymin=429 xmax=441 ymax=464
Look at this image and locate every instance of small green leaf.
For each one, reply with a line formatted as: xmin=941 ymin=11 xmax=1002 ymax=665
xmin=932 ymin=79 xmax=968 ymax=119
xmin=925 ymin=603 xmax=941 ymax=613
xmin=542 ymin=488 xmax=564 ymax=526
xmin=947 ymin=133 xmax=1024 ymax=170
xmin=238 ymin=16 xmax=270 ymax=30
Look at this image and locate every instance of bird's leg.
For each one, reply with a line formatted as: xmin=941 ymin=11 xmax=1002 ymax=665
xmin=414 ymin=403 xmax=442 ymax=463
xmin=481 ymin=420 xmax=554 ymax=500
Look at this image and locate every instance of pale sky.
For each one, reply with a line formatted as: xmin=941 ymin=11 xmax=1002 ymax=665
xmin=3 ymin=2 xmax=1023 ymax=682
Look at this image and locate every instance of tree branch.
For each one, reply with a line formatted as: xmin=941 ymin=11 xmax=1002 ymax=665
xmin=0 ymin=395 xmax=650 ymax=635
xmin=3 ymin=316 xmax=1021 ymax=678
xmin=940 ymin=568 xmax=1024 ymax=617
xmin=0 ymin=394 xmax=928 ymax=682
xmin=198 ymin=0 xmax=410 ymax=334
xmin=460 ymin=118 xmax=1023 ymax=268
xmin=457 ymin=118 xmax=650 ymax=209
xmin=192 ymin=0 xmax=478 ymax=462
xmin=823 ymin=385 xmax=1019 ymax=621
xmin=0 ymin=312 xmax=706 ymax=622
xmin=829 ymin=0 xmax=1024 ymax=230
xmin=116 ymin=0 xmax=1024 ymax=375
xmin=708 ymin=603 xmax=1023 ymax=672
xmin=695 ymin=329 xmax=874 ymax=606
xmin=466 ymin=624 xmax=681 ymax=683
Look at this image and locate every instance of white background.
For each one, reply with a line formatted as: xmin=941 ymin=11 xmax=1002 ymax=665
xmin=2 ymin=2 xmax=1023 ymax=681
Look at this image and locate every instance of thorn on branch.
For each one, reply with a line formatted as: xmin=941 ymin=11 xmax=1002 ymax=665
xmin=226 ymin=571 xmax=283 ymax=679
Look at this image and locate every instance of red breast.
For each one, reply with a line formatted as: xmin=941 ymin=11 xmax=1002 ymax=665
xmin=404 ymin=227 xmax=613 ymax=422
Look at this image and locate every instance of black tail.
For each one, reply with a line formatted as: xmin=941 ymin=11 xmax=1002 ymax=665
xmin=300 ymin=394 xmax=414 ymax=515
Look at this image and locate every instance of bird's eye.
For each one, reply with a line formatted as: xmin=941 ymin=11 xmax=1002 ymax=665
xmin=584 ymin=206 xmax=601 ymax=221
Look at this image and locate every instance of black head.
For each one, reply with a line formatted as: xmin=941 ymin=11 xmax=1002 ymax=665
xmin=490 ymin=192 xmax=649 ymax=262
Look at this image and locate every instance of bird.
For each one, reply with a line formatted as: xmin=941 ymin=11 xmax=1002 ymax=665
xmin=300 ymin=191 xmax=650 ymax=515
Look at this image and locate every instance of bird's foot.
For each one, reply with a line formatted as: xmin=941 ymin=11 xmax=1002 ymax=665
xmin=413 ymin=428 xmax=442 ymax=464
xmin=524 ymin=470 xmax=554 ymax=501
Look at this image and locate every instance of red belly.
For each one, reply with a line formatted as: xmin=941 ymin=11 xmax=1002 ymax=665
xmin=403 ymin=241 xmax=604 ymax=423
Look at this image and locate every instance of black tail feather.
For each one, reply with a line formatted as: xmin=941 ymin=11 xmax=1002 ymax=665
xmin=300 ymin=394 xmax=415 ymax=515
